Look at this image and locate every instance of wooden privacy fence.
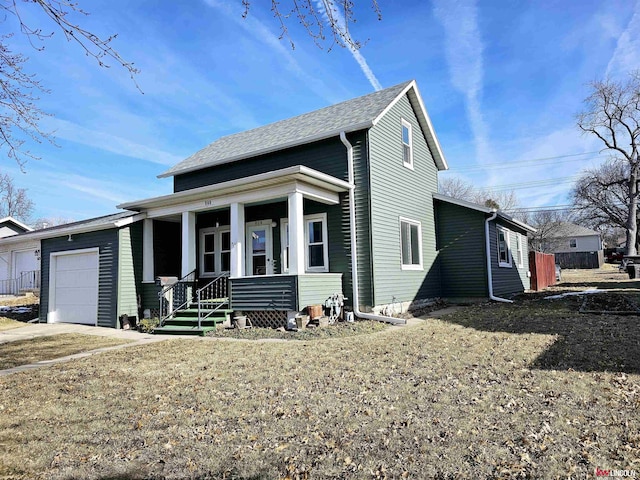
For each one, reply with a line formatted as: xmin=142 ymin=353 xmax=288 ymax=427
xmin=529 ymin=251 xmax=556 ymax=291
xmin=554 ymin=251 xmax=604 ymax=269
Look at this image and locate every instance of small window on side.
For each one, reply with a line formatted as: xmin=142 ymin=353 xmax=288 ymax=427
xmin=401 ymin=119 xmax=413 ymax=169
xmin=497 ymin=226 xmax=512 ymax=268
xmin=569 ymin=238 xmax=577 ymax=248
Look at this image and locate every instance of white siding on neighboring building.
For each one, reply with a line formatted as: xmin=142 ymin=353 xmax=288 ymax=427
xmin=554 ymin=234 xmax=601 ymax=253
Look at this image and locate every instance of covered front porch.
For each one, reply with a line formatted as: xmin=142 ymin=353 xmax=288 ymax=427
xmin=119 ymin=166 xmax=351 ymax=328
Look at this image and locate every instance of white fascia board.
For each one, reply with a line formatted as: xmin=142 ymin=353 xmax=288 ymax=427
xmin=0 ymin=216 xmax=33 ymax=232
xmin=157 ymin=122 xmax=373 ymax=179
xmin=113 ymin=213 xmax=147 ymax=227
xmin=496 ymin=213 xmax=537 ymax=233
xmin=372 ymin=80 xmax=448 ymax=171
xmin=120 ymin=166 xmax=351 ymax=211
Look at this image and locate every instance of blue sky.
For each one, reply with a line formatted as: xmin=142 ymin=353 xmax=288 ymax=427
xmin=3 ymin=0 xmax=639 ymax=222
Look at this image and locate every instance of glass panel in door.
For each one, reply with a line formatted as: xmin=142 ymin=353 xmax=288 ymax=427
xmin=246 ymin=223 xmax=273 ymax=275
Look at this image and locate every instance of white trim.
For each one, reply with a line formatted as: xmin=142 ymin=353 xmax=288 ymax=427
xmin=399 ymin=217 xmax=423 ymax=271
xmin=48 ymin=247 xmax=99 ymax=326
xmin=372 ymin=80 xmax=448 ymax=171
xmin=281 ymin=213 xmax=330 ymax=273
xmin=181 ymin=211 xmax=196 ymax=277
xmin=304 ymin=213 xmax=329 ymax=273
xmin=287 ymin=192 xmax=305 ymax=275
xmin=0 ymin=216 xmax=32 ymax=232
xmin=142 ymin=219 xmax=154 ymax=282
xmin=122 ymin=166 xmax=351 ymax=210
xmin=401 ymin=118 xmax=414 ymax=169
xmin=497 ymin=226 xmax=512 ymax=268
xmin=199 ymin=226 xmax=231 ymax=277
xmin=230 ymin=203 xmax=245 ymax=278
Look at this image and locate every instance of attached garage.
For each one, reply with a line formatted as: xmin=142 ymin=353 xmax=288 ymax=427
xmin=48 ymin=249 xmax=99 ymax=325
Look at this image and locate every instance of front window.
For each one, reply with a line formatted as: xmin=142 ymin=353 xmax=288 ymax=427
xmin=281 ymin=213 xmax=329 ymax=273
xmin=497 ymin=226 xmax=512 ymax=268
xmin=401 ymin=119 xmax=413 ymax=168
xmin=199 ymin=227 xmax=230 ymax=276
xmin=400 ymin=218 xmax=422 ymax=270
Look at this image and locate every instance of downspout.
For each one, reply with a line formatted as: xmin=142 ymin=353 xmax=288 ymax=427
xmin=340 ymin=131 xmax=406 ymax=325
xmin=484 ymin=211 xmax=513 ymax=303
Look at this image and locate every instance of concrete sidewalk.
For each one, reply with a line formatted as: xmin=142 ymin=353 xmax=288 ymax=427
xmin=0 ymin=323 xmax=170 ymax=376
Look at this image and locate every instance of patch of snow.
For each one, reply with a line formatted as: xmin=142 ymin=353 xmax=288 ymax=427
xmin=544 ymin=288 xmax=606 ymax=300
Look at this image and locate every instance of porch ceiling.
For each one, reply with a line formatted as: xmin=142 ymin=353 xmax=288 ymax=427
xmin=117 ymin=166 xmax=351 ymax=215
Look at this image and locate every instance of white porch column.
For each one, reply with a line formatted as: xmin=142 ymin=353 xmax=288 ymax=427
xmin=288 ymin=191 xmax=305 ymax=275
xmin=181 ymin=211 xmax=196 ymax=277
xmin=142 ymin=218 xmax=154 ymax=282
xmin=230 ymin=202 xmax=245 ymax=277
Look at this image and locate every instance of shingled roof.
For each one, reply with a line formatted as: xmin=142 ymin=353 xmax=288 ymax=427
xmin=547 ymin=222 xmax=601 ymax=238
xmin=159 ymin=80 xmax=447 ymax=178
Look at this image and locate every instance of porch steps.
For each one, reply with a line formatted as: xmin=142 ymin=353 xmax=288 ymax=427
xmin=153 ymin=305 xmax=233 ymax=336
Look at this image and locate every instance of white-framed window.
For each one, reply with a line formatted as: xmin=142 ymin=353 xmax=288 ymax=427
xmin=400 ymin=217 xmax=422 ymax=270
xmin=497 ymin=226 xmax=512 ymax=268
xmin=199 ymin=226 xmax=231 ymax=277
xmin=515 ymin=234 xmax=524 ymax=268
xmin=280 ymin=213 xmax=329 ymax=273
xmin=401 ymin=118 xmax=413 ymax=169
xmin=569 ymin=238 xmax=577 ymax=248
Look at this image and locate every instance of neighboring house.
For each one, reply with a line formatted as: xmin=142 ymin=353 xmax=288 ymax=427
xmin=0 ymin=217 xmax=39 ymax=295
xmin=1 ymin=80 xmax=535 ymax=329
xmin=544 ymin=222 xmax=604 ymax=269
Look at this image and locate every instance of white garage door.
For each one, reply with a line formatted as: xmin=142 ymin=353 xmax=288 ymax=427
xmin=50 ymin=250 xmax=99 ymax=325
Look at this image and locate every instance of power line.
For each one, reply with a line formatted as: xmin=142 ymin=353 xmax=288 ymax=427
xmin=446 ymin=151 xmax=604 ymax=172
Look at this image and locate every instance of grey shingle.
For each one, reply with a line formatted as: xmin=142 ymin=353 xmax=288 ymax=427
xmin=547 ymin=222 xmax=600 ymax=238
xmin=160 ymin=81 xmax=413 ymax=178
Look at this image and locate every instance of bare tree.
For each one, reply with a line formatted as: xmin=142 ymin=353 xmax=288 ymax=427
xmin=242 ymin=0 xmax=382 ymax=50
xmin=438 ymin=176 xmax=520 ymax=211
xmin=0 ymin=171 xmax=34 ymax=221
xmin=522 ymin=209 xmax=570 ymax=253
xmin=0 ymin=0 xmax=139 ymax=167
xmin=577 ymin=72 xmax=640 ymax=255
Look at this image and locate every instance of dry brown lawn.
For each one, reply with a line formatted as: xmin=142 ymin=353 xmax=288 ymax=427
xmin=0 ymin=333 xmax=132 ymax=370
xmin=0 ymin=269 xmax=639 ymax=479
xmin=0 ymin=318 xmax=24 ymax=332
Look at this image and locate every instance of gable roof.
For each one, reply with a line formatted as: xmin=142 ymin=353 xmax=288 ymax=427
xmin=159 ymin=80 xmax=448 ymax=178
xmin=0 ymin=211 xmax=144 ymax=245
xmin=433 ymin=193 xmax=537 ymax=233
xmin=0 ymin=216 xmax=32 ymax=236
xmin=546 ymin=222 xmax=600 ymax=238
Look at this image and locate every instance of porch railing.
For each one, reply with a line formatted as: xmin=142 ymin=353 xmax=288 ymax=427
xmin=158 ymin=270 xmax=196 ymax=325
xmin=0 ymin=270 xmax=40 ymax=295
xmin=196 ymin=272 xmax=230 ymax=329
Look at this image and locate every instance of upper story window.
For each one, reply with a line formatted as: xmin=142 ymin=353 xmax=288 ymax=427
xmin=400 ymin=217 xmax=422 ymax=270
xmin=497 ymin=226 xmax=512 ymax=268
xmin=401 ymin=119 xmax=413 ymax=169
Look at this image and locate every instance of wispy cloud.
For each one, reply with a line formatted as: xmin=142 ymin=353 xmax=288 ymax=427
xmin=605 ymin=0 xmax=640 ymax=78
xmin=314 ymin=0 xmax=382 ymax=91
xmin=43 ymin=118 xmax=183 ymax=166
xmin=432 ymin=0 xmax=490 ymax=163
xmin=203 ymin=0 xmax=338 ymax=103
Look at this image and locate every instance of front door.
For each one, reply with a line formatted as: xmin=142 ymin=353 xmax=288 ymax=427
xmin=246 ymin=221 xmax=273 ymax=275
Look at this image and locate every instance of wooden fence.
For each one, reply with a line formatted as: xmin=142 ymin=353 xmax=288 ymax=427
xmin=529 ymin=251 xmax=556 ymax=291
xmin=554 ymin=250 xmax=604 ymax=269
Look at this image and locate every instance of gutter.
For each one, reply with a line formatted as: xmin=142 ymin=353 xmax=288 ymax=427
xmin=340 ymin=132 xmax=406 ymax=325
xmin=484 ymin=211 xmax=513 ymax=303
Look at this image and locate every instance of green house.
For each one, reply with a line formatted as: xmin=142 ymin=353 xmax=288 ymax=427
xmin=5 ymin=80 xmax=535 ymax=330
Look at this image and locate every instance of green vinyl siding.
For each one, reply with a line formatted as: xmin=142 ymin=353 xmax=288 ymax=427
xmin=39 ymin=229 xmax=119 ymax=328
xmin=489 ymin=220 xmax=530 ymax=296
xmin=368 ymin=94 xmax=441 ymax=306
xmin=118 ymin=225 xmax=140 ymax=320
xmin=231 ymin=276 xmax=297 ymax=311
xmin=174 ymin=137 xmax=348 ymax=192
xmin=297 ymin=273 xmax=343 ymax=310
xmin=435 ymin=201 xmax=488 ymax=297
xmin=140 ymin=282 xmax=162 ymax=314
